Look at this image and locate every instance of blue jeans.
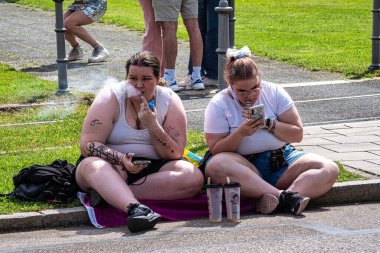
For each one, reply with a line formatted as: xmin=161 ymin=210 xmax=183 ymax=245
xmin=187 ymin=0 xmax=221 ymax=79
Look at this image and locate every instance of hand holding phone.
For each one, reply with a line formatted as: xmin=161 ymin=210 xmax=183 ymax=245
xmin=249 ymin=104 xmax=265 ymax=119
xmin=133 ymin=160 xmax=152 ymax=166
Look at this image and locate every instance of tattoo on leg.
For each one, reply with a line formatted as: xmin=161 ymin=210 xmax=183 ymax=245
xmin=86 ymin=142 xmax=123 ymax=164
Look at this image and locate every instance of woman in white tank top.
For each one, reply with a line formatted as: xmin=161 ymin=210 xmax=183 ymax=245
xmin=75 ymin=51 xmax=203 ymax=233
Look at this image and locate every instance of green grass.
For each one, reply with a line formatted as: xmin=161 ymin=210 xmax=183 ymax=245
xmin=6 ymin=0 xmax=376 ymax=77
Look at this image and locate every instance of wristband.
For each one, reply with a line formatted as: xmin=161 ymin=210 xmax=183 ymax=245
xmin=264 ymin=118 xmax=276 ymax=133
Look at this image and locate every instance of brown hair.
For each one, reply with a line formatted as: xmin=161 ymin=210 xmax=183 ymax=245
xmin=126 ymin=51 xmax=160 ymax=79
xmin=225 ymin=56 xmax=261 ymax=85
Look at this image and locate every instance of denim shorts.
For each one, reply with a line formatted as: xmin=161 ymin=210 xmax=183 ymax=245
xmin=246 ymin=144 xmax=305 ymax=186
xmin=67 ymin=0 xmax=107 ymax=22
xmin=201 ymin=144 xmax=305 ymax=186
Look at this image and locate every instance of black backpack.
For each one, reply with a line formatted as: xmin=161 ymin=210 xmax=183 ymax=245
xmin=0 ymin=160 xmax=78 ymax=203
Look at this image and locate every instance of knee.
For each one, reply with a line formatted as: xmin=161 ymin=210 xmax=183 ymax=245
xmin=64 ymin=20 xmax=76 ymax=31
xmin=176 ymin=162 xmax=204 ymax=197
xmin=76 ymin=157 xmax=107 ymax=177
xmin=205 ymin=154 xmax=228 ymax=181
xmin=326 ymin=161 xmax=339 ymax=183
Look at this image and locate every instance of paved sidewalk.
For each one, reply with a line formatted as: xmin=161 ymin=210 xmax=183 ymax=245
xmin=295 ymin=120 xmax=380 ymax=179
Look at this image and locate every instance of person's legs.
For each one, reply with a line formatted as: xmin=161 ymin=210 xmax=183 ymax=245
xmin=205 ymin=152 xmax=281 ymax=214
xmin=160 ymin=21 xmax=180 ymax=91
xmin=275 ymin=153 xmax=339 ymax=199
xmin=206 ymin=152 xmax=281 ymax=197
xmin=183 ymin=18 xmax=204 ymax=90
xmin=139 ymin=0 xmax=164 ymax=75
xmin=76 ymin=157 xmax=160 ymax=232
xmin=130 ymin=159 xmax=204 ymax=200
xmin=202 ymin=0 xmax=219 ymax=80
xmin=64 ymin=11 xmax=98 ymax=47
xmin=75 ymin=157 xmax=139 ymax=211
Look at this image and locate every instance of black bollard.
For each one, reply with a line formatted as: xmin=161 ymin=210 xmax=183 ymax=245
xmin=216 ymin=0 xmax=233 ymax=90
xmin=370 ymin=0 xmax=380 ymax=71
xmin=53 ymin=0 xmax=70 ymax=95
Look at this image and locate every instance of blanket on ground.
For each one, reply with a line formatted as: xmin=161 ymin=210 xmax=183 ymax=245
xmin=78 ymin=192 xmax=257 ymax=228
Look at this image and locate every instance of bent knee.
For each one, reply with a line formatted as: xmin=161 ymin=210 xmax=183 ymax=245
xmin=204 ymin=154 xmax=231 ymax=181
xmin=326 ymin=161 xmax=339 ymax=183
xmin=176 ymin=163 xmax=204 ymax=196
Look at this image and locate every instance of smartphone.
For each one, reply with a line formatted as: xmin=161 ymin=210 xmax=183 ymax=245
xmin=133 ymin=160 xmax=152 ymax=166
xmin=249 ymin=104 xmax=265 ymax=119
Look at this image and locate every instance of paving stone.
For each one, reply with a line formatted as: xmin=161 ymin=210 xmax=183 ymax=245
xmin=325 ymin=152 xmax=380 ymax=161
xmin=370 ymin=151 xmax=380 ymax=156
xmin=297 ymin=138 xmax=339 ymax=146
xmin=341 ymin=161 xmax=380 ymax=176
xmin=321 ymin=143 xmax=380 ymax=152
xmin=344 ymin=121 xmax=380 ymax=128
xmin=332 ymin=127 xmax=380 ymax=136
xmin=302 ymin=127 xmax=336 ymax=135
xmin=320 ymin=124 xmax=351 ymax=130
xmin=324 ymin=135 xmax=380 ymax=144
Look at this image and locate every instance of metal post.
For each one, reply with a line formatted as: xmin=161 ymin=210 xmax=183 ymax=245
xmin=370 ymin=0 xmax=380 ymax=71
xmin=229 ymin=0 xmax=235 ymax=49
xmin=53 ymin=0 xmax=70 ymax=95
xmin=215 ymin=0 xmax=233 ymax=89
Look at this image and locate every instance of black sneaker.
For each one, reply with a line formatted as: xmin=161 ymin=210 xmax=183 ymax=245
xmin=127 ymin=203 xmax=161 ymax=233
xmin=279 ymin=191 xmax=310 ymax=215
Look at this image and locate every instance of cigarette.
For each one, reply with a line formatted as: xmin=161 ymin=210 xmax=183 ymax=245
xmin=226 ymin=176 xmax=230 ymax=184
xmin=207 ymin=177 xmax=211 ymax=185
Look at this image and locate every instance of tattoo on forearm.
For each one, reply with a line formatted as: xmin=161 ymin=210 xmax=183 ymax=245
xmin=86 ymin=142 xmax=123 ymax=164
xmin=90 ymin=119 xmax=102 ymax=126
xmin=166 ymin=126 xmax=180 ymax=143
xmin=150 ymin=128 xmax=175 ymax=154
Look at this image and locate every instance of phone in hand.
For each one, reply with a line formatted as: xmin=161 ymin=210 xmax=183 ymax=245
xmin=133 ymin=160 xmax=152 ymax=166
xmin=249 ymin=104 xmax=265 ymax=119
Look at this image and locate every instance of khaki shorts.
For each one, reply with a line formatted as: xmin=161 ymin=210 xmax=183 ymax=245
xmin=152 ymin=0 xmax=198 ymax=21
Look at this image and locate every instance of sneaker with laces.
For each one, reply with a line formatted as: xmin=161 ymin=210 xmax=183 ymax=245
xmin=191 ymin=78 xmax=205 ymax=90
xmin=88 ymin=45 xmax=109 ymax=63
xmin=202 ymin=77 xmax=218 ymax=87
xmin=179 ymin=75 xmax=191 ymax=87
xmin=168 ymin=80 xmax=180 ymax=92
xmin=67 ymin=46 xmax=84 ymax=61
xmin=127 ymin=203 xmax=161 ymax=233
xmin=256 ymin=193 xmax=279 ymax=215
xmin=279 ymin=191 xmax=310 ymax=215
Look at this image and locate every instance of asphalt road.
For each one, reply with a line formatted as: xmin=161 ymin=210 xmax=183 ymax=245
xmin=181 ymin=79 xmax=380 ymax=131
xmin=1 ymin=203 xmax=379 ymax=252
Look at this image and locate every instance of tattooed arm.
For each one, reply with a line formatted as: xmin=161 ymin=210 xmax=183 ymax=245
xmin=145 ymin=93 xmax=187 ymax=160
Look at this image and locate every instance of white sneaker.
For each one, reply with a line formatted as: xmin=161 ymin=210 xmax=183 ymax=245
xmin=179 ymin=75 xmax=191 ymax=87
xmin=192 ymin=78 xmax=205 ymax=90
xmin=67 ymin=46 xmax=84 ymax=61
xmin=88 ymin=45 xmax=109 ymax=63
xmin=202 ymin=77 xmax=218 ymax=87
xmin=168 ymin=80 xmax=180 ymax=92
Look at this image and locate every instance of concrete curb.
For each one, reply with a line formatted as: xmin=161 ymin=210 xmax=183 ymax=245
xmin=1 ymin=180 xmax=379 ymax=233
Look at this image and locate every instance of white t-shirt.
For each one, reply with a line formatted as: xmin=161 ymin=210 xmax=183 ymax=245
xmin=204 ymin=81 xmax=294 ymax=155
xmin=106 ymin=83 xmax=173 ymax=159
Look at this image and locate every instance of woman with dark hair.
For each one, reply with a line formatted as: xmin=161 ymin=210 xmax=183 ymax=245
xmin=202 ymin=46 xmax=339 ymax=216
xmin=75 ymin=51 xmax=203 ymax=233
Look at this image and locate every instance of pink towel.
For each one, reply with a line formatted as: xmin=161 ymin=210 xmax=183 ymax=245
xmin=78 ymin=192 xmax=256 ymax=228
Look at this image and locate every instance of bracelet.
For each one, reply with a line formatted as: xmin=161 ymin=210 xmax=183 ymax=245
xmin=264 ymin=118 xmax=276 ymax=133
xmin=268 ymin=120 xmax=276 ymax=133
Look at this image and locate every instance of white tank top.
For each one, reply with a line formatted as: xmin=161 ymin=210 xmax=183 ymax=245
xmin=106 ymin=83 xmax=172 ymax=159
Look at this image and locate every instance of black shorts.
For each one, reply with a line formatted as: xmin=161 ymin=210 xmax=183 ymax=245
xmin=75 ymin=156 xmax=168 ymax=186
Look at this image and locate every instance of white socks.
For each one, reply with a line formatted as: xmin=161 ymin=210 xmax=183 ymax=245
xmin=191 ymin=66 xmax=202 ymax=81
